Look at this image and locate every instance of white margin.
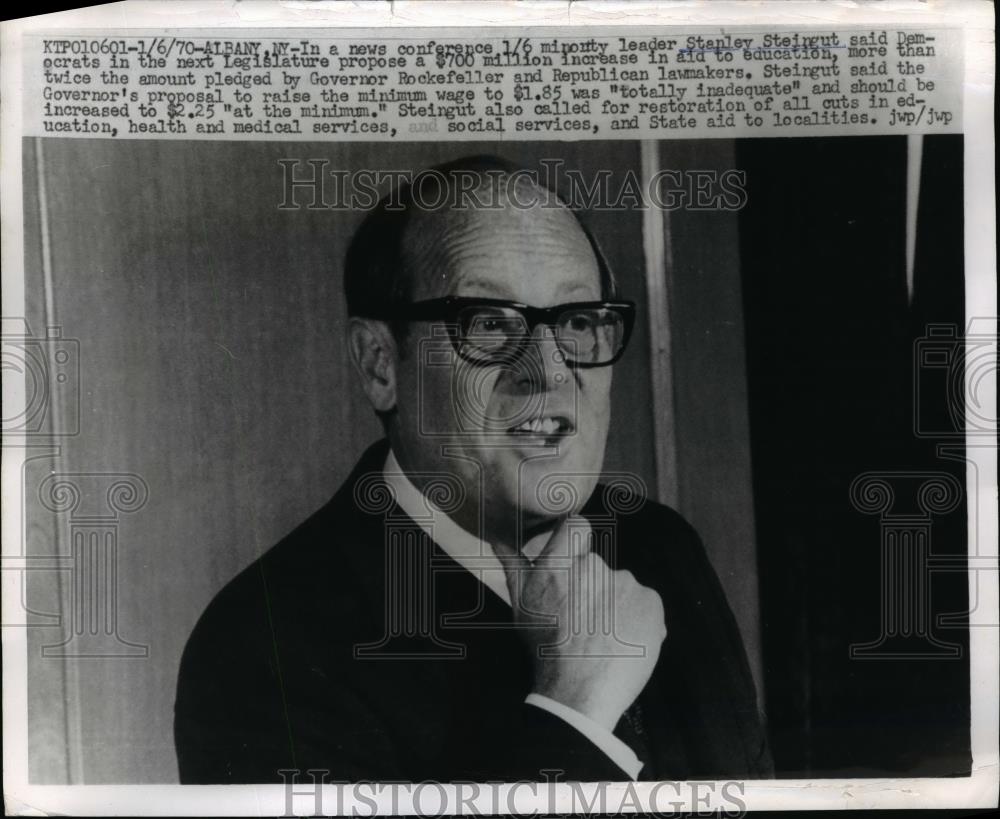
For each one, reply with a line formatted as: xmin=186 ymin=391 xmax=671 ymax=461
xmin=2 ymin=1 xmax=996 ymax=814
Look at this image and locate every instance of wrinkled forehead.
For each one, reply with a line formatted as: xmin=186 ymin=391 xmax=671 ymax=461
xmin=401 ymin=183 xmax=602 ymax=302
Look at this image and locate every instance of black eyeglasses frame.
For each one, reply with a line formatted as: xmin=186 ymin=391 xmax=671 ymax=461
xmin=367 ymin=296 xmax=637 ymax=368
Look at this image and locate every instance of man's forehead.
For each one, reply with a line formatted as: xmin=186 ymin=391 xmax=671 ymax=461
xmin=402 ymin=197 xmax=601 ymax=300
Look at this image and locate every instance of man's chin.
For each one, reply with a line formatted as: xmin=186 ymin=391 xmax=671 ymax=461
xmin=470 ymin=436 xmax=602 ymax=521
xmin=517 ymin=468 xmax=599 ymax=520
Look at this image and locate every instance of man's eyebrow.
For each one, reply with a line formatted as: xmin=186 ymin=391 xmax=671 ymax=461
xmin=560 ymin=283 xmax=598 ymax=297
xmin=447 ymin=277 xmax=511 ymax=296
xmin=449 ymin=279 xmax=599 ymax=299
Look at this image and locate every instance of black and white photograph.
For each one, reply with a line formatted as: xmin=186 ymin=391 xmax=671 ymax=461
xmin=2 ymin=2 xmax=996 ymax=815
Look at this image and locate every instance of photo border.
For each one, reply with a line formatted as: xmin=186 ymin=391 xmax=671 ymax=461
xmin=2 ymin=1 xmax=995 ymax=814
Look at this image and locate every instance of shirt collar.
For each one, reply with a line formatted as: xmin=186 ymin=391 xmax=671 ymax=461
xmin=382 ymin=449 xmax=551 ymax=606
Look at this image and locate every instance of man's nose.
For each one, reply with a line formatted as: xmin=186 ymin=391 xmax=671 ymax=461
xmin=510 ymin=324 xmax=572 ymax=391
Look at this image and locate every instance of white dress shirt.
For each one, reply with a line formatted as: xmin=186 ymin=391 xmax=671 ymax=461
xmin=382 ymin=450 xmax=643 ymax=780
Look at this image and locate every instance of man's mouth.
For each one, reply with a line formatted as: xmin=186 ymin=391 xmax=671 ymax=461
xmin=506 ymin=415 xmax=574 ymax=443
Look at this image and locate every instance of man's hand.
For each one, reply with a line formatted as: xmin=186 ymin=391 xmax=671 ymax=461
xmin=494 ymin=517 xmax=667 ymax=732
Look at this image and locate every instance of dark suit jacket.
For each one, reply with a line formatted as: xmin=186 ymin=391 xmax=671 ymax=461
xmin=175 ymin=439 xmax=772 ymax=783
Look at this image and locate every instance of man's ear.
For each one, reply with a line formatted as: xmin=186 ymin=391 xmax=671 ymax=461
xmin=347 ymin=318 xmax=398 ymax=413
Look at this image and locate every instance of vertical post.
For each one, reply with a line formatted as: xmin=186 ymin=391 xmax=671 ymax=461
xmin=905 ymin=134 xmax=924 ymax=304
xmin=34 ymin=136 xmax=81 ymax=782
xmin=640 ymin=141 xmax=678 ymax=509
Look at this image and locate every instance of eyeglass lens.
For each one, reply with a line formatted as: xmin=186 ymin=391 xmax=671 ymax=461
xmin=457 ymin=305 xmax=625 ymax=364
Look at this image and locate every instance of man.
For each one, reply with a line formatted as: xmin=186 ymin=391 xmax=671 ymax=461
xmin=174 ymin=155 xmax=771 ymax=783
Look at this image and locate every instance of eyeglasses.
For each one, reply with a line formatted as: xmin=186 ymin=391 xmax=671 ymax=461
xmin=373 ymin=297 xmax=636 ymax=368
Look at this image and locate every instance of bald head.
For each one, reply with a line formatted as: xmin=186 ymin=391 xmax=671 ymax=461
xmin=401 ymin=173 xmax=602 ymax=303
xmin=344 ymin=155 xmax=616 ymax=319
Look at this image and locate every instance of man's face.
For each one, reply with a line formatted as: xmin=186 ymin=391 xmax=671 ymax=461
xmin=389 ymin=196 xmax=613 ymax=543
